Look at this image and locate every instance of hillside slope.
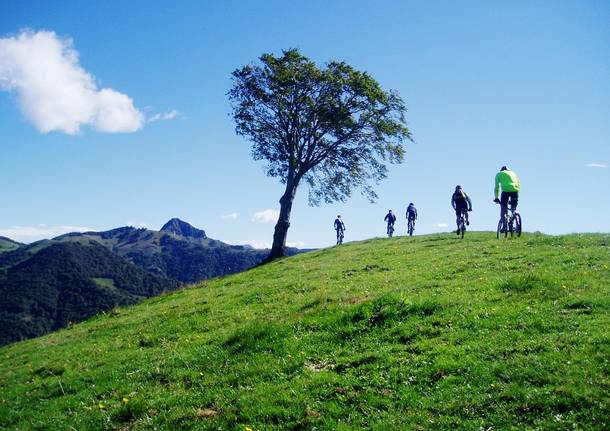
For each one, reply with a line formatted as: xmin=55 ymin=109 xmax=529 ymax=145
xmin=0 ymin=242 xmax=180 ymax=346
xmin=0 ymin=236 xmax=21 ymax=253
xmin=0 ymin=233 xmax=608 ymax=430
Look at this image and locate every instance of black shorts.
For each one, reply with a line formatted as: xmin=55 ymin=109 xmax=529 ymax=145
xmin=455 ymin=204 xmax=468 ymax=217
xmin=500 ymin=191 xmax=519 ymax=209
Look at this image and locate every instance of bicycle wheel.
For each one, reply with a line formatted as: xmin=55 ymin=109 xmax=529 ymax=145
xmin=514 ymin=213 xmax=522 ymax=237
xmin=460 ymin=223 xmax=465 ymax=239
xmin=496 ymin=219 xmax=503 ymax=239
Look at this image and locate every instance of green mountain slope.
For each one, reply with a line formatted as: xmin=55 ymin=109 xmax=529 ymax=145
xmin=0 ymin=242 xmax=180 ymax=346
xmin=0 ymin=233 xmax=608 ymax=430
xmin=0 ymin=236 xmax=21 ymax=254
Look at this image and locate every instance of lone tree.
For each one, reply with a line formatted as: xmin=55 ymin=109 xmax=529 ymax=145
xmin=229 ymin=49 xmax=412 ymax=260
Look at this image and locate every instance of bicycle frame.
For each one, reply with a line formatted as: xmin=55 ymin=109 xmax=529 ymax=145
xmin=457 ymin=209 xmax=468 ymax=239
xmin=336 ymin=228 xmax=344 ymax=245
xmin=497 ymin=204 xmax=522 ymax=239
xmin=407 ymin=217 xmax=415 ymax=236
xmin=387 ymin=222 xmax=395 ymax=237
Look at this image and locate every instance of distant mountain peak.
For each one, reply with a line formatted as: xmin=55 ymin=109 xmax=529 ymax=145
xmin=160 ymin=218 xmax=207 ymax=239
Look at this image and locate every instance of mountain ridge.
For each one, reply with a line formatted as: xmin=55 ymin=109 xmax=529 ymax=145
xmin=2 ymin=218 xmax=306 ymax=283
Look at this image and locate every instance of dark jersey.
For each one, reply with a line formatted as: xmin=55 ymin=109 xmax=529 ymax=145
xmin=384 ymin=212 xmax=397 ymax=224
xmin=452 ymin=190 xmax=472 ymax=210
xmin=406 ymin=204 xmax=417 ymax=219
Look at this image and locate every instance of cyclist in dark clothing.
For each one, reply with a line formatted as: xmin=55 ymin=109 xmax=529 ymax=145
xmin=384 ymin=210 xmax=397 ymax=226
xmin=406 ymin=203 xmax=418 ymax=236
xmin=451 ymin=185 xmax=472 ymax=234
xmin=384 ymin=210 xmax=397 ymax=237
xmin=406 ymin=203 xmax=417 ymax=222
xmin=334 ymin=215 xmax=345 ymax=245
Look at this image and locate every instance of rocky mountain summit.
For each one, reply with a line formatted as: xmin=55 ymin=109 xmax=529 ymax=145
xmin=160 ymin=218 xmax=207 ymax=239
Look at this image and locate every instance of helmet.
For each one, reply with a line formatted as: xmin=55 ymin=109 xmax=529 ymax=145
xmin=500 ymin=166 xmax=508 ymax=171
xmin=455 ymin=185 xmax=462 ymax=190
xmin=337 ymin=215 xmax=341 ymax=218
xmin=409 ymin=202 xmax=413 ymax=206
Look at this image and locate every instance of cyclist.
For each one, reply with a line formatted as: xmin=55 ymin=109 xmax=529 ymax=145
xmin=334 ymin=215 xmax=346 ymax=244
xmin=494 ymin=166 xmax=521 ymax=223
xmin=451 ymin=185 xmax=472 ymax=235
xmin=384 ymin=210 xmax=397 ymax=236
xmin=406 ymin=203 xmax=418 ymax=222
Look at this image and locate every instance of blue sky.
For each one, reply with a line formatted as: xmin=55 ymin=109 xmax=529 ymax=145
xmin=1 ymin=0 xmax=609 ymax=248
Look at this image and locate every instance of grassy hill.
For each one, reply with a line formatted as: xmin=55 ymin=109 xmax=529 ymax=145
xmin=0 ymin=236 xmax=21 ymax=254
xmin=0 ymin=232 xmax=608 ymax=430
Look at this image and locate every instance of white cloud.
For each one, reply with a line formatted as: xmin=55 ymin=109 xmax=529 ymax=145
xmin=221 ymin=212 xmax=238 ymax=220
xmin=0 ymin=225 xmax=95 ymax=243
xmin=239 ymin=239 xmax=272 ymax=249
xmin=435 ymin=223 xmax=449 ymax=228
xmin=0 ymin=30 xmax=144 ymax=134
xmin=287 ymin=241 xmax=305 ymax=248
xmin=233 ymin=239 xmax=304 ymax=249
xmin=148 ymin=109 xmax=180 ymax=123
xmin=252 ymin=209 xmax=279 ymax=223
xmin=586 ymin=163 xmax=607 ymax=168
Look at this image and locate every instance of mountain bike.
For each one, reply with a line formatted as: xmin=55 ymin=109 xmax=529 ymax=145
xmin=407 ymin=217 xmax=415 ymax=236
xmin=496 ymin=203 xmax=522 ymax=239
xmin=387 ymin=223 xmax=395 ymax=238
xmin=457 ymin=209 xmax=468 ymax=239
xmin=336 ymin=228 xmax=345 ymax=245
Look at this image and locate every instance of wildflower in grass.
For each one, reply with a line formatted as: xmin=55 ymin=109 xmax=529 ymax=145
xmin=122 ymin=397 xmax=129 ymax=404
xmin=98 ymin=402 xmax=105 ymax=410
xmin=245 ymin=427 xmax=254 ymax=431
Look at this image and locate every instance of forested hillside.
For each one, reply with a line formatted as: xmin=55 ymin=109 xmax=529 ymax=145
xmin=0 ymin=242 xmax=180 ymax=345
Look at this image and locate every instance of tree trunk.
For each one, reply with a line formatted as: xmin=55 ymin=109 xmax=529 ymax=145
xmin=267 ymin=178 xmax=298 ymax=261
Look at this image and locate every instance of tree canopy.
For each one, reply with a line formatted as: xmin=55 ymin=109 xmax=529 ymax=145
xmin=229 ymin=49 xmax=412 ymax=259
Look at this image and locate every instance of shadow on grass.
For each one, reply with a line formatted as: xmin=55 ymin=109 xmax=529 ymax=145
xmin=224 ymin=321 xmax=290 ymax=354
xmin=498 ymin=274 xmax=563 ymax=299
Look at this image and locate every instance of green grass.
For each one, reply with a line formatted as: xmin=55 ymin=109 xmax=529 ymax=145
xmin=0 ymin=238 xmax=20 ymax=253
xmin=92 ymin=278 xmax=118 ymax=290
xmin=1 ymin=232 xmax=608 ymax=430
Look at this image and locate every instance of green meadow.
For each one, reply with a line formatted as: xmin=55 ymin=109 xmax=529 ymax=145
xmin=1 ymin=232 xmax=608 ymax=430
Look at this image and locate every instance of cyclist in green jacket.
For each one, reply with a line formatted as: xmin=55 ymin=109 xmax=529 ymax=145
xmin=494 ymin=166 xmax=521 ymax=220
